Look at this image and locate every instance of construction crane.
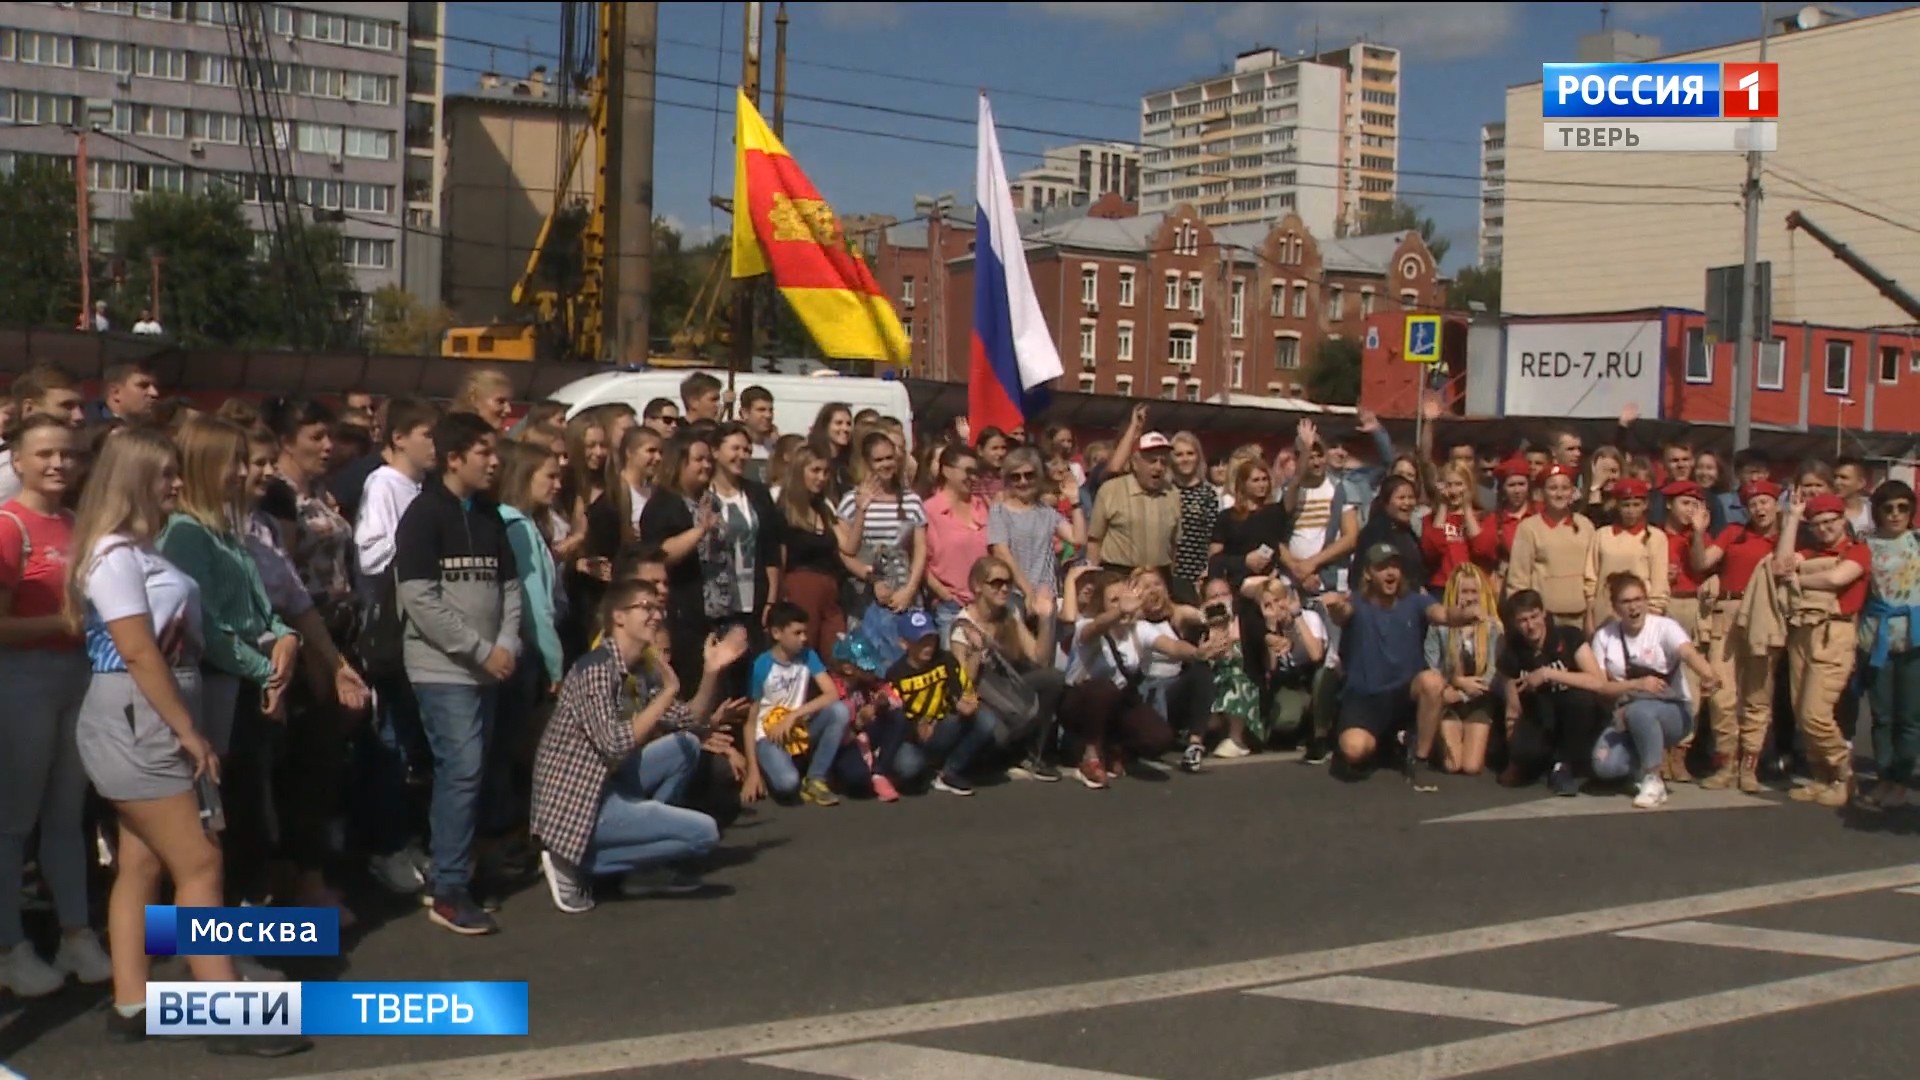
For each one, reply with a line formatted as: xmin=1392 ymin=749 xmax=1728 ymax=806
xmin=442 ymin=2 xmax=653 ymax=364
xmin=1784 ymin=211 xmax=1920 ymax=323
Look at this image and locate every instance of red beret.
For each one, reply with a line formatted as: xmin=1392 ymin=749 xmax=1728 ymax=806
xmin=1611 ymin=478 xmax=1651 ymax=500
xmin=1659 ymin=479 xmax=1704 ymax=501
xmin=1740 ymin=479 xmax=1784 ymax=503
xmin=1804 ymin=493 xmax=1847 ymax=519
xmin=1494 ymin=454 xmax=1533 ymax=479
xmin=1540 ymin=463 xmax=1580 ymax=482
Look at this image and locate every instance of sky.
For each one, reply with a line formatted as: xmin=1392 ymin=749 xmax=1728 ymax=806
xmin=442 ymin=1 xmax=1916 ymax=271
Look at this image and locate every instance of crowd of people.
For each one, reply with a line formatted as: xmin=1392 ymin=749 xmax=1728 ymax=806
xmin=0 ymin=360 xmax=1913 ymax=1062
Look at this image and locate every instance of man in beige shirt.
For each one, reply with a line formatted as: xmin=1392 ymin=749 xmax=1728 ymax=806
xmin=1088 ymin=432 xmax=1178 ymax=574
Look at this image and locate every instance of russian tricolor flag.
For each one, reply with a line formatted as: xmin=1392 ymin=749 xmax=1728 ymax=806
xmin=969 ymin=94 xmax=1062 ymax=440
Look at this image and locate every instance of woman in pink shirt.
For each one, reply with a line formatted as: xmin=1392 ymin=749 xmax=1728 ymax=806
xmin=0 ymin=416 xmax=112 ymax=996
xmin=924 ymin=443 xmax=993 ymax=644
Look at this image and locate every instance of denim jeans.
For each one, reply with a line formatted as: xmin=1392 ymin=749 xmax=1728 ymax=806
xmin=351 ymin=671 xmax=428 ymax=858
xmin=0 ymin=650 xmax=91 ymax=943
xmin=413 ymin=682 xmax=498 ymax=892
xmin=891 ymin=707 xmax=999 ymax=784
xmin=1592 ymin=697 xmax=1691 ymax=781
xmin=933 ymin=599 xmax=964 ymax=649
xmin=753 ymin=700 xmax=851 ymax=797
xmin=583 ymin=732 xmax=717 ymax=875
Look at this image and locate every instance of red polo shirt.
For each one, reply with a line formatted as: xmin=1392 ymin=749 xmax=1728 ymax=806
xmin=1420 ymin=509 xmax=1473 ymax=587
xmin=1711 ymin=525 xmax=1778 ymax=597
xmin=1796 ymin=537 xmax=1873 ymax=617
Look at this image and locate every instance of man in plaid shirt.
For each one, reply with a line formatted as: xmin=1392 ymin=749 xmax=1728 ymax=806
xmin=531 ymin=579 xmax=749 ymax=914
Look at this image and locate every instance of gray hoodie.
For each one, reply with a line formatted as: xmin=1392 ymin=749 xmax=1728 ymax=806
xmin=393 ymin=480 xmax=523 ymax=686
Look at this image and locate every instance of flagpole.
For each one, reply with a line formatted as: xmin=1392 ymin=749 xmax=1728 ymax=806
xmin=729 ymin=2 xmax=763 ymax=400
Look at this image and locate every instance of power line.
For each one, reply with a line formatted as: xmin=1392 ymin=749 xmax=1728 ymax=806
xmin=1760 ymin=164 xmax=1920 ymax=237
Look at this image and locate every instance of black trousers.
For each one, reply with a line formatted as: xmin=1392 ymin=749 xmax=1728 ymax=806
xmin=1507 ymin=687 xmax=1606 ymax=782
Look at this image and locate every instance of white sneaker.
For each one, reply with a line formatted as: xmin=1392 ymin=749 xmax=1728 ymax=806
xmin=369 ymin=850 xmax=427 ymax=895
xmin=1211 ymin=739 xmax=1250 ymax=759
xmin=0 ymin=940 xmax=66 ymax=997
xmin=1633 ymin=774 xmax=1669 ymax=809
xmin=54 ymin=931 xmax=113 ymax=985
xmin=234 ymin=955 xmax=284 ymax=981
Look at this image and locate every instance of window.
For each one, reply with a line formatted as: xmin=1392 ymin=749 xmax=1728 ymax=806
xmin=340 ymin=237 xmax=393 ymax=269
xmin=1400 ymin=289 xmax=1418 ymax=307
xmin=1079 ymin=374 xmax=1097 ymax=394
xmin=345 ymin=17 xmax=397 ymax=51
xmin=1080 ymin=320 xmax=1097 ymax=364
xmin=901 ymin=317 xmax=913 ymax=341
xmin=1116 ymin=322 xmax=1134 ymax=362
xmin=1276 ymin=335 xmax=1300 ymax=370
xmin=194 ymin=111 xmax=242 ymax=144
xmin=193 ymin=2 xmax=237 ymax=25
xmin=301 ymin=10 xmax=348 ymax=43
xmin=1183 ymin=381 xmax=1200 ymax=402
xmin=86 ymin=2 xmax=138 ymax=12
xmin=135 ymin=46 xmax=187 ymax=80
xmin=1684 ymin=327 xmax=1711 ymax=383
xmin=1270 ymin=283 xmax=1284 ymax=317
xmin=1115 ymin=374 xmax=1133 ymax=397
xmin=1169 ymin=328 xmax=1196 ymax=365
xmin=1330 ymin=286 xmax=1344 ymax=320
xmin=1880 ymin=345 xmax=1902 ymax=384
xmin=136 ymin=2 xmax=188 ymax=19
xmin=344 ymin=72 xmax=395 ymax=106
xmin=299 ymin=124 xmax=343 ymax=156
xmin=1164 ymin=273 xmax=1180 ymax=310
xmin=1360 ymin=290 xmax=1375 ymax=317
xmin=1185 ymin=277 xmax=1202 ymax=313
xmin=1756 ymin=339 xmax=1785 ymax=391
xmin=1159 ymin=379 xmax=1178 ymax=401
xmin=1231 ymin=351 xmax=1244 ymax=390
xmin=1082 ymin=267 xmax=1098 ymax=305
xmin=900 ymin=277 xmax=914 ymax=307
xmin=12 ymin=92 xmax=75 ymax=127
xmin=1824 ymin=340 xmax=1851 ymax=394
xmin=134 ymin=105 xmax=185 ymax=139
xmin=1229 ymin=278 xmax=1244 ymax=338
xmin=344 ymin=127 xmax=392 ymax=160
xmin=106 ymin=102 xmax=133 ymax=134
xmin=18 ymin=31 xmax=74 ymax=67
xmin=1117 ymin=267 xmax=1135 ymax=307
xmin=1291 ymin=284 xmax=1307 ymax=319
xmin=195 ymin=54 xmax=234 ymax=86
xmin=80 ymin=40 xmax=133 ymax=74
xmin=270 ymin=4 xmax=296 ymax=35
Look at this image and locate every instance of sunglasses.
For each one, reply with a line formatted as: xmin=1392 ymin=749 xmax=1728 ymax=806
xmin=657 ymin=416 xmax=682 ymax=427
xmin=984 ymin=577 xmax=1013 ymax=589
xmin=1881 ymin=502 xmax=1913 ymax=514
xmin=1007 ymin=470 xmax=1037 ymax=482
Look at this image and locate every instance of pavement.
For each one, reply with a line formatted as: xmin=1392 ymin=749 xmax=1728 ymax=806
xmin=4 ymin=752 xmax=1919 ymax=1080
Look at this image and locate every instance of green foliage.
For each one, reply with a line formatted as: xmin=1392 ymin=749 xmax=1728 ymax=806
xmin=367 ymin=284 xmax=455 ymax=355
xmin=1306 ymin=336 xmax=1363 ymax=406
xmin=1356 ymin=200 xmax=1451 ymax=268
xmin=1447 ymin=264 xmax=1501 ymax=312
xmin=0 ymin=160 xmax=83 ymax=329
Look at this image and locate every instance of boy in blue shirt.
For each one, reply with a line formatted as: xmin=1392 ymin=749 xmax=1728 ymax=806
xmin=746 ymin=602 xmax=850 ymax=806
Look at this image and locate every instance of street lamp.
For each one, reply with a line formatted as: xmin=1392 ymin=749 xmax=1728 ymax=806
xmin=72 ymin=98 xmax=116 ymax=331
xmin=913 ymin=192 xmax=956 ymax=379
xmin=1837 ymin=398 xmax=1855 ymax=457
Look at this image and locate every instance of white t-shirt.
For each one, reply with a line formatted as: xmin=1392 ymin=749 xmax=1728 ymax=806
xmin=84 ymin=534 xmax=203 ymax=669
xmin=1273 ymin=609 xmax=1328 ymax=672
xmin=714 ymin=487 xmax=759 ymax=614
xmin=628 ymin=485 xmax=650 ymax=529
xmin=1066 ymin=617 xmax=1177 ymax=688
xmin=1591 ymin=614 xmax=1693 ymax=703
xmin=0 ymin=448 xmax=19 ymax=503
xmin=1289 ymin=478 xmax=1345 ymax=590
xmin=747 ymin=647 xmax=824 ymax=742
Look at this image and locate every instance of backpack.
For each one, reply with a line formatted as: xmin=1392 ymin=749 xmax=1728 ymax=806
xmin=357 ymin=566 xmax=407 ymax=679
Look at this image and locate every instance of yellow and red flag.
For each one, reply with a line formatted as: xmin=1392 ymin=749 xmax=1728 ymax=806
xmin=730 ymin=89 xmax=908 ymax=366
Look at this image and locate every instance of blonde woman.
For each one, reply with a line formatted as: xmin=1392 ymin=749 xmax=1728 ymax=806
xmin=71 ymin=429 xmax=310 ymax=1055
xmin=1168 ymin=432 xmax=1217 ymax=600
xmin=1412 ymin=564 xmax=1504 ymax=775
xmin=1506 ymin=464 xmax=1594 ymax=629
xmin=454 ymin=368 xmax=514 ymax=431
xmin=778 ymin=445 xmax=858 ymax=655
xmin=1419 ymin=460 xmax=1485 ymax=594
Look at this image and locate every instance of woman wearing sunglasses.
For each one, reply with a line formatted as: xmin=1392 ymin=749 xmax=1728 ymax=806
xmin=987 ymin=447 xmax=1084 ymax=611
xmin=949 ymin=556 xmax=1065 ymax=783
xmin=1857 ymin=481 xmax=1920 ymax=810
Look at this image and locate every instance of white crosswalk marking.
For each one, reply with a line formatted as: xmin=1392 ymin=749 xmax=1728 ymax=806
xmin=1248 ymin=975 xmax=1614 ymax=1026
xmin=1427 ymin=786 xmax=1772 ymax=824
xmin=1897 ymin=886 xmax=1920 ymax=897
xmin=1615 ymin=920 xmax=1920 ymax=960
xmin=751 ymin=1042 xmax=1149 ymax=1079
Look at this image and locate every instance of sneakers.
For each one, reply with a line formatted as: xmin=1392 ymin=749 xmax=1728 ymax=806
xmin=234 ymin=955 xmax=285 ymax=981
xmin=1548 ymin=762 xmax=1581 ymax=797
xmin=932 ymin=772 xmax=975 ymax=796
xmin=539 ymin=851 xmax=595 ymax=914
xmin=1301 ymin=739 xmax=1333 ymax=765
xmin=1211 ymin=739 xmax=1250 ymax=759
xmin=800 ymin=777 xmax=840 ymax=806
xmin=427 ymin=889 xmax=500 ymax=936
xmin=0 ymin=940 xmax=66 ymax=998
xmin=207 ymin=1033 xmax=314 ymax=1057
xmin=1180 ymin=742 xmax=1206 ymax=773
xmin=55 ymin=931 xmax=113 ymax=985
xmin=619 ymin=866 xmax=705 ymax=898
xmin=1632 ymin=773 xmax=1669 ymax=809
xmin=870 ymin=773 xmax=901 ymax=802
xmin=369 ymin=849 xmax=427 ymax=895
xmin=1018 ymin=756 xmax=1062 ymax=782
xmin=1077 ymin=752 xmax=1109 ymax=790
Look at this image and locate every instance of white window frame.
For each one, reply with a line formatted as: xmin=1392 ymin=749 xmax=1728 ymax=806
xmin=1270 ymin=282 xmax=1284 ymax=317
xmin=1230 ymin=350 xmax=1244 ymax=390
xmin=1079 ymin=319 xmax=1097 ymax=362
xmin=1186 ymin=273 xmax=1203 ymax=313
xmin=1116 ymin=321 xmax=1134 ymax=363
xmin=1330 ymin=285 xmax=1345 ymax=320
xmin=1360 ymin=288 xmax=1375 ymax=318
xmin=1229 ymin=277 xmax=1245 ymax=338
xmin=1159 ymin=376 xmax=1179 ymax=401
xmin=1183 ymin=380 xmax=1201 ymax=402
xmin=1117 ymin=267 xmax=1135 ymax=308
xmin=1164 ymin=272 xmax=1180 ymax=310
xmin=900 ymin=277 xmax=914 ymax=306
xmin=344 ymin=127 xmax=392 ymax=161
xmin=1168 ymin=326 xmax=1197 ymax=366
xmin=1291 ymin=282 xmax=1307 ymax=319
xmin=1400 ymin=289 xmax=1418 ymax=307
xmin=1081 ymin=266 xmax=1098 ymax=305
xmin=1115 ymin=374 xmax=1134 ymax=397
xmin=1756 ymin=338 xmax=1785 ymax=392
xmin=1880 ymin=344 xmax=1902 ymax=385
xmin=1078 ymin=373 xmax=1097 ymax=394
xmin=1684 ymin=327 xmax=1712 ymax=384
xmin=1824 ymin=340 xmax=1851 ymax=395
xmin=1275 ymin=330 xmax=1302 ymax=371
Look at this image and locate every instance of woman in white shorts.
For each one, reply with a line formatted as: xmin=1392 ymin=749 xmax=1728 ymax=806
xmin=70 ymin=427 xmax=309 ymax=1057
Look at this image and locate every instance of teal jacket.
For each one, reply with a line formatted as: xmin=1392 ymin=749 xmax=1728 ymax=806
xmin=158 ymin=513 xmax=293 ymax=687
xmin=500 ymin=506 xmax=564 ymax=685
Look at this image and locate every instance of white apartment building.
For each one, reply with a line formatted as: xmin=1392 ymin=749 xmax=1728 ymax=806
xmin=1011 ymin=140 xmax=1139 ymax=211
xmin=0 ymin=1 xmax=445 ymax=302
xmin=1479 ymin=121 xmax=1503 ymax=267
xmin=1140 ymin=43 xmax=1399 ymax=236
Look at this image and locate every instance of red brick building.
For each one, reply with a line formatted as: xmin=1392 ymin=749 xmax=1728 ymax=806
xmin=867 ymin=197 xmax=1446 ymax=401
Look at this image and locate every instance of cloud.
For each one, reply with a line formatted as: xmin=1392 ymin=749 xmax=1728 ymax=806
xmin=816 ymin=2 xmax=902 ymax=30
xmin=658 ymin=214 xmax=715 ymax=245
xmin=1210 ymin=2 xmax=1520 ymax=62
xmin=1030 ymin=2 xmax=1184 ymax=29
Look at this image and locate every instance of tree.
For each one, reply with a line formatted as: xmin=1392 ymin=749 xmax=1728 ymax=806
xmin=255 ymin=216 xmax=357 ymax=348
xmin=0 ymin=160 xmax=83 ymax=329
xmin=1306 ymin=337 xmax=1362 ymax=406
xmin=1447 ymin=264 xmax=1501 ymax=312
xmin=367 ymin=285 xmax=455 ymax=355
xmin=1355 ymin=200 xmax=1450 ymax=267
xmin=115 ymin=188 xmax=259 ymax=346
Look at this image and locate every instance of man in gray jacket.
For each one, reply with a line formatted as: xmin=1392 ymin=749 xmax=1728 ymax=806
xmin=394 ymin=411 xmax=522 ymax=935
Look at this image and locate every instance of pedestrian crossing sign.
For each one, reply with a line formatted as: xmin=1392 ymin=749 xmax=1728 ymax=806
xmin=1404 ymin=314 xmax=1441 ymax=363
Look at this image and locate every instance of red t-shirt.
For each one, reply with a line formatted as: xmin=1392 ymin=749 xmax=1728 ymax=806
xmin=1797 ymin=538 xmax=1874 ymax=617
xmin=1470 ymin=507 xmax=1529 ymax=568
xmin=1420 ymin=510 xmax=1474 ymax=587
xmin=1667 ymin=528 xmax=1702 ymax=596
xmin=0 ymin=500 xmax=80 ymax=651
xmin=1711 ymin=525 xmax=1777 ymax=597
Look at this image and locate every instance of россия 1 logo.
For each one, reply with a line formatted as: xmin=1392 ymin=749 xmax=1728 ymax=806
xmin=1543 ymin=63 xmax=1780 ymax=119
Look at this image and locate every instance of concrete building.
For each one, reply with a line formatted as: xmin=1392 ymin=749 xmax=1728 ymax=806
xmin=870 ymin=195 xmax=1446 ymax=401
xmin=441 ymin=67 xmax=595 ymax=322
xmin=0 ymin=1 xmax=444 ymax=302
xmin=1140 ymin=43 xmax=1399 ymax=236
xmin=1010 ymin=141 xmax=1140 ymax=212
xmin=1576 ymin=28 xmax=1661 ymax=62
xmin=1503 ymin=6 xmax=1920 ymax=330
xmin=1478 ymin=122 xmax=1504 ymax=267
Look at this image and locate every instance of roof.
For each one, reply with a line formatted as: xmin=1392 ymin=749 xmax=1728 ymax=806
xmin=1023 ymin=212 xmax=1167 ymax=253
xmin=1319 ymin=231 xmax=1412 ymax=274
xmin=445 ymin=79 xmax=586 ymax=112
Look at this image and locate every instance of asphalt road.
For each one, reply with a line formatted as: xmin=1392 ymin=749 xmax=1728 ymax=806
xmin=4 ymin=753 xmax=1918 ymax=1080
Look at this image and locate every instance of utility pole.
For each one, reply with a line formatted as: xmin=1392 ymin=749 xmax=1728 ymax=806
xmin=603 ymin=1 xmax=657 ymax=366
xmin=730 ymin=2 xmax=764 ymax=377
xmin=1732 ymin=2 xmax=1770 ymax=452
xmin=75 ymin=127 xmax=92 ymax=331
xmin=773 ymin=3 xmax=788 ymax=137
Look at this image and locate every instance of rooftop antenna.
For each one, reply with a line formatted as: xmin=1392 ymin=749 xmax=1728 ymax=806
xmin=1601 ymin=2 xmax=1611 ymax=30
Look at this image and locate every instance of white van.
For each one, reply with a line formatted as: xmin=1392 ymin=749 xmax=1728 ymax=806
xmin=545 ymin=368 xmax=913 ymax=448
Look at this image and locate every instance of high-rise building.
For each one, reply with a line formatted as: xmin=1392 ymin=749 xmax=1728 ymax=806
xmin=1140 ymin=44 xmax=1399 ymax=235
xmin=1478 ymin=122 xmax=1504 ymax=267
xmin=1010 ymin=141 xmax=1140 ymax=212
xmin=0 ymin=1 xmax=445 ymax=303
